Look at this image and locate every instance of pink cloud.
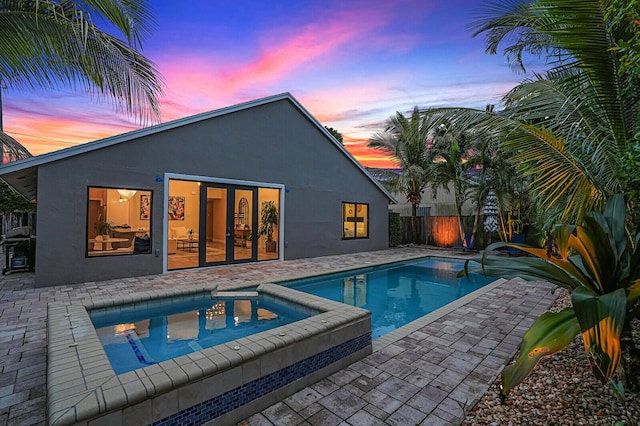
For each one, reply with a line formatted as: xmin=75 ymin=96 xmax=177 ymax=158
xmin=154 ymin=4 xmax=399 ymax=120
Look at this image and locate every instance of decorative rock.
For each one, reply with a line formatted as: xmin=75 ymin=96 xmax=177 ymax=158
xmin=463 ymin=290 xmax=640 ymax=425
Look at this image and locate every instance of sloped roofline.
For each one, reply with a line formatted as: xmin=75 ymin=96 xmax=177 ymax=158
xmin=0 ymin=92 xmax=395 ymax=202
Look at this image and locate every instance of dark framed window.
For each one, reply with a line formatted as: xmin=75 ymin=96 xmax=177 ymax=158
xmin=87 ymin=187 xmax=152 ymax=257
xmin=342 ymin=202 xmax=369 ymax=239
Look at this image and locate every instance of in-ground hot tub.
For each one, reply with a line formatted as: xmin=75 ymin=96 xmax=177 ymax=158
xmin=47 ymin=284 xmax=371 ymax=425
xmin=91 ymin=291 xmax=312 ymax=375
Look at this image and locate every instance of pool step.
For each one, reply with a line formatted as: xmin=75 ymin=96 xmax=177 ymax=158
xmin=213 ymin=291 xmax=259 ymax=299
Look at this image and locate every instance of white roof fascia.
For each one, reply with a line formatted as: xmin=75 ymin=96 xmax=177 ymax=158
xmin=285 ymin=96 xmax=397 ymax=203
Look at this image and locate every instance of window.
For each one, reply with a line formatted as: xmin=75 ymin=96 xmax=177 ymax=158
xmin=342 ymin=202 xmax=369 ymax=239
xmin=87 ymin=187 xmax=152 ymax=256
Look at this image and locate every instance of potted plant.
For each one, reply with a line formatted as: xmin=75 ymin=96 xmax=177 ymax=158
xmin=95 ymin=220 xmax=113 ymax=239
xmin=258 ymin=201 xmax=278 ymax=252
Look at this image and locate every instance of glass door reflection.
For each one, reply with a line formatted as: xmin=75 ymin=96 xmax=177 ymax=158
xmin=205 ymin=187 xmax=227 ymax=263
xmin=233 ymin=188 xmax=255 ymax=261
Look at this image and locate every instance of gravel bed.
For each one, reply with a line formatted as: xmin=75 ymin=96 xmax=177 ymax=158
xmin=463 ymin=290 xmax=640 ymax=425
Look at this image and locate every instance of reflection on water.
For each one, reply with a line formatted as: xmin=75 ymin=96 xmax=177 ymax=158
xmin=343 ymin=274 xmax=367 ymax=307
xmin=289 ymin=257 xmax=495 ymax=339
xmin=94 ymin=298 xmax=307 ymax=374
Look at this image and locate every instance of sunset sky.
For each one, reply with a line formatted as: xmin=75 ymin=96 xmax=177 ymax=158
xmin=2 ymin=0 xmax=536 ymax=168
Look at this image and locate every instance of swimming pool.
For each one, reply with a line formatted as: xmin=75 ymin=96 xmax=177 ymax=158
xmin=48 ymin=285 xmax=372 ymax=426
xmin=91 ymin=295 xmax=311 ymax=374
xmin=284 ymin=257 xmax=495 ymax=339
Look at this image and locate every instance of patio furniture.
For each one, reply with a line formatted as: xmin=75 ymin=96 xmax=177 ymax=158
xmin=453 ymin=235 xmax=476 ymax=252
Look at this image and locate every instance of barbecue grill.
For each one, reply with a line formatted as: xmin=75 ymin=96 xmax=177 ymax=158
xmin=1 ymin=226 xmax=35 ymax=275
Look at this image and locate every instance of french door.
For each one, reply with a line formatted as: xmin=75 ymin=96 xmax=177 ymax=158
xmin=199 ymin=184 xmax=258 ymax=266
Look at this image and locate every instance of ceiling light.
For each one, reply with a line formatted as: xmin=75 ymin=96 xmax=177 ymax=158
xmin=117 ymin=189 xmax=137 ymax=199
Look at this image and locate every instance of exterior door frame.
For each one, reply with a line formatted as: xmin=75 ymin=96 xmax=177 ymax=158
xmin=162 ymin=173 xmax=285 ymax=273
xmin=198 ymin=183 xmax=258 ymax=266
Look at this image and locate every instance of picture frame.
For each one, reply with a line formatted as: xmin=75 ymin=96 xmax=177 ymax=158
xmin=168 ymin=196 xmax=185 ymax=220
xmin=139 ymin=194 xmax=151 ymax=220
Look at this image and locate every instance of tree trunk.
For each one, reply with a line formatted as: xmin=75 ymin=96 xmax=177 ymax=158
xmin=411 ymin=203 xmax=418 ymax=244
xmin=620 ymin=326 xmax=640 ymax=392
xmin=470 ymin=203 xmax=481 ymax=248
xmin=455 ymin=205 xmax=466 ymax=246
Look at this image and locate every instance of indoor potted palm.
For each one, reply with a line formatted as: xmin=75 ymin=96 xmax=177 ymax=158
xmin=258 ymin=201 xmax=278 ymax=252
xmin=95 ymin=220 xmax=113 ymax=239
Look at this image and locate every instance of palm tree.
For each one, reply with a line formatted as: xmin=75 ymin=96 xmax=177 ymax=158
xmin=452 ymin=0 xmax=640 ymax=398
xmin=417 ymin=0 xmax=638 ymax=231
xmin=420 ymin=105 xmax=531 ymax=247
xmin=476 ymin=0 xmax=638 ymax=225
xmin=425 ymin=118 xmax=476 ymax=246
xmin=465 ymin=128 xmax=527 ymax=245
xmin=0 ymin=0 xmax=164 ymax=123
xmin=368 ymin=107 xmax=431 ymax=243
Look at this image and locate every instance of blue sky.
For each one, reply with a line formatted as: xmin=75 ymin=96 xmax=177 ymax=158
xmin=2 ymin=0 xmax=535 ymax=167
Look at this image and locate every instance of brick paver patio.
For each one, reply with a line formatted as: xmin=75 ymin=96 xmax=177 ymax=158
xmin=0 ymin=247 xmax=556 ymax=425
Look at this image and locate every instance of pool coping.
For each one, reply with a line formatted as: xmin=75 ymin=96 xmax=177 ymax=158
xmin=373 ymin=278 xmax=507 ymax=351
xmin=45 ymin=251 xmax=500 ymax=425
xmin=46 ymin=283 xmax=372 ymax=425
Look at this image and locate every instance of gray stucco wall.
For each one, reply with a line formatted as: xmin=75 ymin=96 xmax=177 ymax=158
xmin=34 ymin=98 xmax=389 ymax=287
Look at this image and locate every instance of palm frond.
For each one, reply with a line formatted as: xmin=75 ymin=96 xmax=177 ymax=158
xmin=0 ymin=0 xmax=163 ymax=123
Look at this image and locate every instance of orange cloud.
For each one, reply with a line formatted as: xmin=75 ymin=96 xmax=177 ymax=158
xmin=7 ymin=115 xmax=136 ymax=156
xmin=342 ymin=136 xmax=398 ymax=169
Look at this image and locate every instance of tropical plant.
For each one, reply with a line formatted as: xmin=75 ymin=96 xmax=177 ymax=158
xmin=0 ymin=0 xmax=164 ymax=122
xmin=426 ymin=119 xmax=474 ymax=246
xmin=258 ymin=201 xmax=278 ymax=243
xmin=415 ymin=0 xmax=639 ymax=231
xmin=419 ymin=105 xmax=531 ymax=246
xmin=95 ymin=220 xmax=113 ymax=237
xmin=368 ymin=106 xmax=431 ymax=243
xmin=461 ymin=194 xmax=640 ymax=397
xmin=606 ymin=0 xmax=640 ymax=95
xmin=474 ymin=0 xmax=639 ymax=226
xmin=464 ymin=128 xmax=526 ymax=245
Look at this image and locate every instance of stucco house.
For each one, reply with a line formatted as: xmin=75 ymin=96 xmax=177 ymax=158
xmin=0 ymin=93 xmax=394 ymax=287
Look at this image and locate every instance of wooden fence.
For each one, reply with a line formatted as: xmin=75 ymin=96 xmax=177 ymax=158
xmin=399 ymin=215 xmax=498 ymax=248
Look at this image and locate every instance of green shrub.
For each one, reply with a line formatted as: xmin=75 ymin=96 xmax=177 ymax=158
xmin=389 ymin=212 xmax=401 ymax=247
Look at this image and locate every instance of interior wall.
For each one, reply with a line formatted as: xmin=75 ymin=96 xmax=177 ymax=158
xmin=168 ymin=180 xmax=200 ymax=234
xmin=102 ymin=191 xmax=150 ymax=231
xmin=212 ymin=201 xmax=226 ymax=242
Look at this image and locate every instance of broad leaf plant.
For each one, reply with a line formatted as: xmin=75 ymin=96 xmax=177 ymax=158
xmin=461 ymin=194 xmax=640 ymax=397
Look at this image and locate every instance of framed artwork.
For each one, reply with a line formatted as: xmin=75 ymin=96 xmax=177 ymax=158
xmin=168 ymin=196 xmax=185 ymax=220
xmin=140 ymin=194 xmax=151 ymax=220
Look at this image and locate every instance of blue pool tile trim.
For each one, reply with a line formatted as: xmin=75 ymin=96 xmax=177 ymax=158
xmin=124 ymin=331 xmax=157 ymax=367
xmin=150 ymin=332 xmax=371 ymax=426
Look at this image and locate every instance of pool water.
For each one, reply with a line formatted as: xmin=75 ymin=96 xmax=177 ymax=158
xmin=91 ymin=296 xmax=309 ymax=374
xmin=284 ymin=257 xmax=494 ymax=339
